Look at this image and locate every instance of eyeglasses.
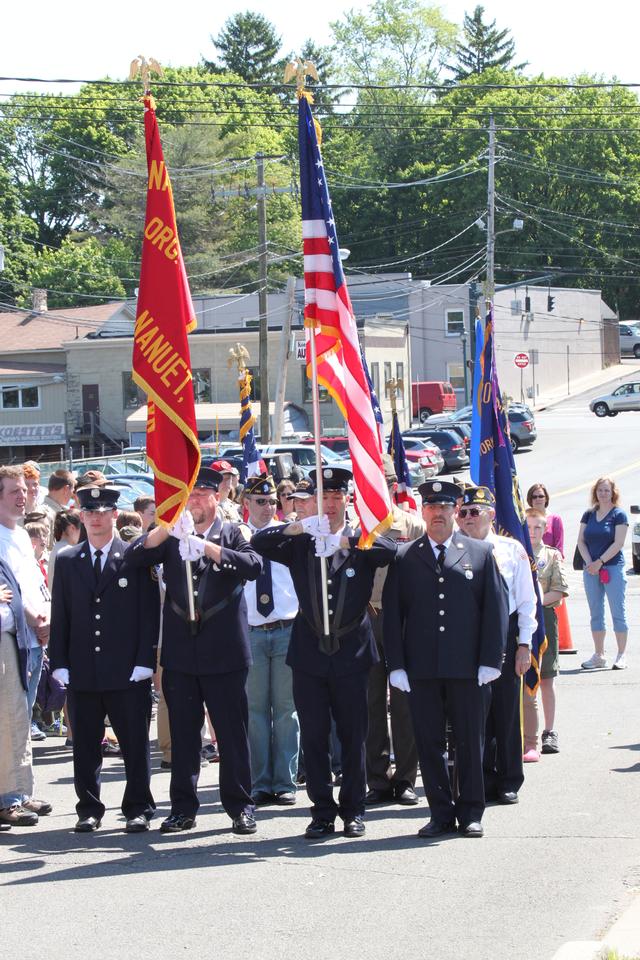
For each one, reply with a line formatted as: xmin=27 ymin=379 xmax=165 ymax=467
xmin=254 ymin=498 xmax=277 ymax=506
xmin=531 ymin=494 xmax=546 ymax=500
xmin=458 ymin=507 xmax=485 ymax=518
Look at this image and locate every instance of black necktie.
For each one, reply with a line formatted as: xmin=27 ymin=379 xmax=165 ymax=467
xmin=93 ymin=548 xmax=103 ymax=584
xmin=435 ymin=544 xmax=446 ymax=574
xmin=256 ymin=557 xmax=274 ymax=618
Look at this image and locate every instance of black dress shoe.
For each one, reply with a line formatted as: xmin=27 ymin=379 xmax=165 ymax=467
xmin=497 ymin=791 xmax=519 ymax=805
xmin=160 ymin=813 xmax=196 ymax=833
xmin=417 ymin=819 xmax=456 ymax=839
xmin=125 ymin=815 xmax=150 ymax=833
xmin=0 ymin=822 xmax=11 ymax=831
xmin=394 ymin=784 xmax=419 ymax=806
xmin=459 ymin=821 xmax=484 ymax=838
xmin=343 ymin=816 xmax=366 ymax=837
xmin=74 ymin=816 xmax=102 ymax=833
xmin=364 ymin=787 xmax=394 ymax=806
xmin=274 ymin=791 xmax=296 ymax=805
xmin=304 ymin=819 xmax=335 ymax=840
xmin=232 ymin=812 xmax=257 ymax=835
xmin=251 ymin=791 xmax=275 ymax=807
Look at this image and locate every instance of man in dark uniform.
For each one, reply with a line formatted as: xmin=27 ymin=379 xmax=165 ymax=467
xmin=50 ymin=485 xmax=159 ymax=833
xmin=383 ymin=479 xmax=509 ymax=839
xmin=251 ymin=466 xmax=396 ymax=840
xmin=130 ymin=467 xmax=261 ymax=835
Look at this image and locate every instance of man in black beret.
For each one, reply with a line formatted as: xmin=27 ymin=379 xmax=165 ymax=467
xmin=50 ymin=485 xmax=160 ymax=833
xmin=129 ymin=466 xmax=262 ymax=836
xmin=251 ymin=466 xmax=396 ymax=840
xmin=382 ymin=478 xmax=509 ymax=838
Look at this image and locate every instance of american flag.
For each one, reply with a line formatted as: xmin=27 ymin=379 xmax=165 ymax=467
xmin=239 ymin=369 xmax=261 ymax=483
xmin=361 ymin=348 xmax=385 ymax=453
xmin=387 ymin=411 xmax=417 ymax=511
xmin=299 ymin=96 xmax=392 ymax=546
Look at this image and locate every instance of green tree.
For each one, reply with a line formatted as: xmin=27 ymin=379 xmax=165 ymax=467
xmin=18 ymin=237 xmax=125 ymax=308
xmin=448 ymin=5 xmax=527 ymax=81
xmin=0 ymin=164 xmax=38 ymax=306
xmin=331 ymin=0 xmax=458 ymax=91
xmin=205 ymin=12 xmax=284 ymax=85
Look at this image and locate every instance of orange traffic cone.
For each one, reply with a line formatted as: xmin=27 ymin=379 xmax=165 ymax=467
xmin=557 ymin=597 xmax=576 ymax=654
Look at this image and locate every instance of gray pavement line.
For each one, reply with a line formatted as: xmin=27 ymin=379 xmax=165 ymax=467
xmin=553 ymin=458 xmax=640 ymax=499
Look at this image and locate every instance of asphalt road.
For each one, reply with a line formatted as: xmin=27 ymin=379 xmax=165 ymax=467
xmin=2 ymin=370 xmax=640 ymax=960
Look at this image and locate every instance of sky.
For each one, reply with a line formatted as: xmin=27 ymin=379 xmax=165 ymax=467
xmin=0 ymin=0 xmax=637 ymax=98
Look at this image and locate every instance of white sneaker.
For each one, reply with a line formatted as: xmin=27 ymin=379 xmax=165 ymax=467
xmin=612 ymin=654 xmax=627 ymax=670
xmin=581 ymin=653 xmax=607 ymax=670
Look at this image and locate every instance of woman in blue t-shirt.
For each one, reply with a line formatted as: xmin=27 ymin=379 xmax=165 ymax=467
xmin=577 ymin=476 xmax=629 ymax=670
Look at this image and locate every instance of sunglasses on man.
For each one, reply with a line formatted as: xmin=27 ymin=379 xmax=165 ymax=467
xmin=253 ymin=497 xmax=277 ymax=506
xmin=458 ymin=506 xmax=488 ymax=518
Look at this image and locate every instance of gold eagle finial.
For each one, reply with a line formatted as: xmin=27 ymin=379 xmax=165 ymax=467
xmin=129 ymin=55 xmax=164 ymax=92
xmin=228 ymin=343 xmax=251 ymax=375
xmin=284 ymin=58 xmax=319 ymax=99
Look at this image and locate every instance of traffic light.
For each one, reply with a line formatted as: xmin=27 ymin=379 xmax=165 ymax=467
xmin=547 ymin=294 xmax=555 ymax=312
xmin=525 ymin=295 xmax=531 ymax=312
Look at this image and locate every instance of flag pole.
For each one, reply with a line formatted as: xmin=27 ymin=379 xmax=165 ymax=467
xmin=308 ymin=324 xmax=331 ymax=641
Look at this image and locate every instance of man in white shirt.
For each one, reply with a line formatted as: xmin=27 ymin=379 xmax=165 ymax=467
xmin=243 ymin=474 xmax=300 ymax=806
xmin=456 ymin=486 xmax=537 ymax=804
xmin=0 ymin=465 xmax=52 ymax=827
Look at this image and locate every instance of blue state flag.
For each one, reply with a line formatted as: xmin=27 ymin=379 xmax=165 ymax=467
xmin=471 ymin=307 xmax=547 ymax=693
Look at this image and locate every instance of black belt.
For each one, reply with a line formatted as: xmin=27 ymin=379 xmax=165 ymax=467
xmin=300 ymin=610 xmax=364 ymax=643
xmin=169 ymin=583 xmax=243 ymax=629
xmin=250 ymin=618 xmax=295 ymax=632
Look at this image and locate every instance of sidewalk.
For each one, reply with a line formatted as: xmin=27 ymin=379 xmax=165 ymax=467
xmin=535 ymin=360 xmax=640 ymax=411
xmin=553 ymin=889 xmax=640 ymax=959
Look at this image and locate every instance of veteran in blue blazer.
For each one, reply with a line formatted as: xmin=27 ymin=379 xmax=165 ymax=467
xmin=49 ymin=485 xmax=159 ymax=834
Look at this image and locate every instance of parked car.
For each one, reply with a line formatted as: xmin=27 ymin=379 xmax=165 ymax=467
xmin=428 ymin=404 xmax=536 ymax=453
xmin=403 ymin=428 xmax=469 ymax=472
xmin=400 ymin=437 xmax=445 ymax=475
xmin=619 ymin=324 xmax=640 ymax=358
xmin=411 ymin=381 xmax=457 ymax=423
xmin=300 ymin=436 xmax=350 ymax=455
xmin=630 ymin=505 xmax=640 ymax=573
xmin=589 ymin=382 xmax=640 ymax=417
xmin=421 ymin=418 xmax=471 ymax=452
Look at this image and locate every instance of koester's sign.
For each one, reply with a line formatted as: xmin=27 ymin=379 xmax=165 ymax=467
xmin=514 ymin=352 xmax=530 ymax=369
xmin=0 ymin=423 xmax=65 ymax=446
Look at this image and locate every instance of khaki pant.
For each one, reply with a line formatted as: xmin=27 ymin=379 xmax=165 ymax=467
xmin=0 ymin=632 xmax=34 ymax=807
xmin=523 ymin=688 xmax=539 ymax=752
xmin=156 ymin=663 xmax=171 ymax=762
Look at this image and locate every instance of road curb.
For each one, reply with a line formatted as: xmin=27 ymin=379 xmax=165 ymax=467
xmin=536 ymin=362 xmax=640 ymax=412
xmin=551 ymin=890 xmax=640 ymax=960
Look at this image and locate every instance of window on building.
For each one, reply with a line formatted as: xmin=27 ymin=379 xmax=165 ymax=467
xmin=1 ymin=384 xmax=40 ymax=410
xmin=446 ymin=362 xmax=465 ymax=391
xmin=192 ymin=368 xmax=211 ymax=404
xmin=122 ymin=373 xmax=146 ymax=410
xmin=302 ymin=369 xmax=330 ymax=403
xmin=384 ymin=361 xmax=392 ymax=397
xmin=446 ymin=309 xmax=465 ymax=337
xmin=370 ymin=362 xmax=380 ymax=398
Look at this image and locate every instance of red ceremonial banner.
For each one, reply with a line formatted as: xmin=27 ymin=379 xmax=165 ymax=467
xmin=132 ymin=95 xmax=201 ymax=526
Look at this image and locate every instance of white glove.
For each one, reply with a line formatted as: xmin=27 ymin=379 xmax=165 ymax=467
xmin=477 ymin=665 xmax=501 ymax=686
xmin=178 ymin=534 xmax=207 ymax=562
xmin=315 ymin=532 xmax=342 ymax=558
xmin=170 ymin=510 xmax=195 ymax=540
xmin=389 ymin=669 xmax=411 ymax=692
xmin=299 ymin=514 xmax=330 ymax=537
xmin=52 ymin=668 xmax=69 ymax=686
xmin=129 ymin=666 xmax=154 ymax=682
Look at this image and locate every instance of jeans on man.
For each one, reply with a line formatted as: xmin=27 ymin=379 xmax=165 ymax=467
xmin=247 ymin=622 xmax=299 ymax=795
xmin=27 ymin=644 xmax=44 ymax=717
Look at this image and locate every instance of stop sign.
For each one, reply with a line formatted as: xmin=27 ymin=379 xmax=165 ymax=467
xmin=514 ymin=352 xmax=529 ymax=369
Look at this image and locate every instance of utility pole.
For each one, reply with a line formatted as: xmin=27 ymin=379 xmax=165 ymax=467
xmin=256 ymin=153 xmax=270 ymax=442
xmin=272 ymin=277 xmax=296 ymax=442
xmin=486 ymin=114 xmax=496 ymax=304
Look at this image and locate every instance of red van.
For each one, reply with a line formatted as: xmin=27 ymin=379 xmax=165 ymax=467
xmin=411 ymin=381 xmax=457 ymax=423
